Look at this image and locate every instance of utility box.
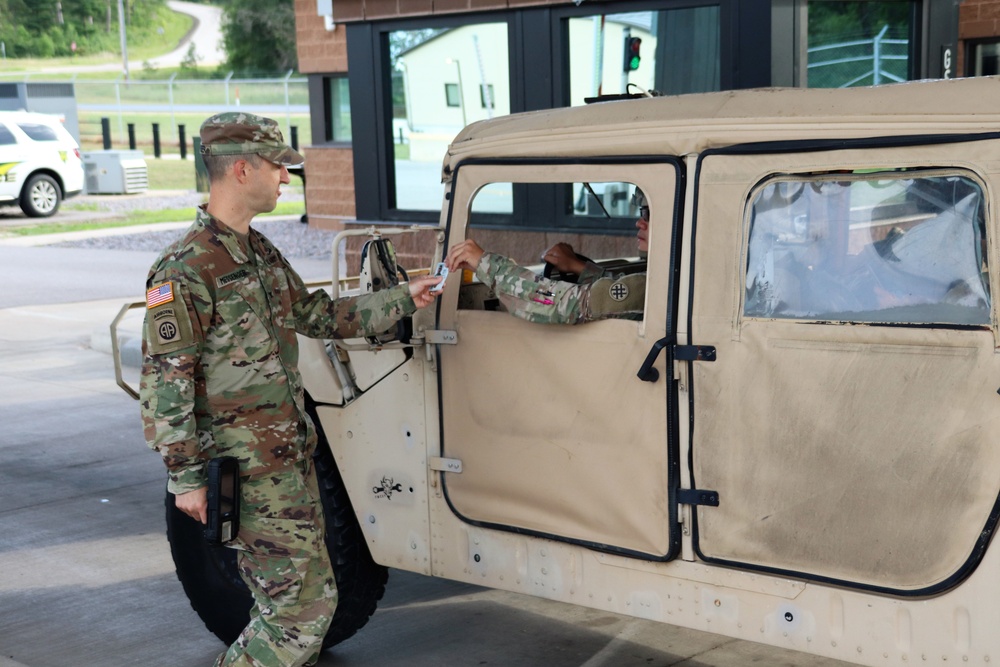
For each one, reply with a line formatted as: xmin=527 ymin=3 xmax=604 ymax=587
xmin=82 ymin=150 xmax=149 ymax=194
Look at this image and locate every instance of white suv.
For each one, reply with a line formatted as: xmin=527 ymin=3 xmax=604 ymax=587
xmin=0 ymin=111 xmax=84 ymax=217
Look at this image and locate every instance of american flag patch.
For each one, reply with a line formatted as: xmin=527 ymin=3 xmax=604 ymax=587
xmin=146 ymin=282 xmax=175 ymax=308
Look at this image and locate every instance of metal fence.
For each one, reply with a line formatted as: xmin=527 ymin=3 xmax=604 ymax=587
xmin=73 ymin=72 xmax=309 ymax=153
xmin=808 ymin=25 xmax=909 ymax=88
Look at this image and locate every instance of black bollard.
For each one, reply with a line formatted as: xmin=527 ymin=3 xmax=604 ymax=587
xmin=290 ymin=125 xmax=299 ymax=151
xmin=101 ymin=117 xmax=111 ymax=149
xmin=127 ymin=123 xmax=136 ymax=150
xmin=152 ymin=123 xmax=161 ymax=158
xmin=178 ymin=124 xmax=187 ymax=160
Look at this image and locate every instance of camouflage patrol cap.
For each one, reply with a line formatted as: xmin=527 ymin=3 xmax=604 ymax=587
xmin=199 ymin=112 xmax=304 ymax=166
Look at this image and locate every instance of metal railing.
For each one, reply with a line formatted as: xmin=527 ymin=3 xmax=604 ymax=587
xmin=808 ymin=25 xmax=909 ymax=88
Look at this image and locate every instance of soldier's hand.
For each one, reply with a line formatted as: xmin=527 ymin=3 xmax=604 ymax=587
xmin=175 ymin=486 xmax=208 ymax=524
xmin=542 ymin=242 xmax=587 ymax=275
xmin=408 ymin=275 xmax=443 ymax=308
xmin=445 ymin=239 xmax=485 ymax=272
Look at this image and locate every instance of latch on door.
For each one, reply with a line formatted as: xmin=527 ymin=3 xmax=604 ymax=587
xmin=636 ymin=337 xmax=716 ymax=383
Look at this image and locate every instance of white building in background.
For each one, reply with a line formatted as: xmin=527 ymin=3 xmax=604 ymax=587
xmin=397 ymin=15 xmax=654 ymax=162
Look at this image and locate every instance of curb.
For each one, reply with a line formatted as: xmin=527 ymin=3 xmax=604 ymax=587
xmin=0 ymin=221 xmax=191 ymax=247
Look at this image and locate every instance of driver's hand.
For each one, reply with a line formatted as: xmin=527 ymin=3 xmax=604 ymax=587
xmin=542 ymin=243 xmax=587 ymax=275
xmin=446 ymin=239 xmax=485 ymax=272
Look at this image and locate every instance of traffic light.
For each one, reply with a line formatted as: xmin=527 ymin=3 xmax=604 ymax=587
xmin=623 ymin=36 xmax=641 ymax=72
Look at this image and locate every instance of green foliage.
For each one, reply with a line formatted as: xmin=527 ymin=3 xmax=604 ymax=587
xmin=179 ymin=42 xmax=200 ymax=73
xmin=220 ymin=0 xmax=297 ymax=74
xmin=809 ymin=1 xmax=911 ymax=45
xmin=0 ymin=0 xmax=170 ymax=58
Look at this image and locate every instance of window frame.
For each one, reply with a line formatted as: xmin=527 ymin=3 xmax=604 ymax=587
xmin=308 ymin=74 xmax=353 ymax=148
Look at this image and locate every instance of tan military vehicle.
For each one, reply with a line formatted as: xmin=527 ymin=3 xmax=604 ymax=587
xmin=115 ymin=75 xmax=1000 ymax=665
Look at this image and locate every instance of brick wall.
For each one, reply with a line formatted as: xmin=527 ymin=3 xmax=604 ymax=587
xmin=295 ymin=0 xmax=354 ymax=232
xmin=301 ymin=146 xmax=357 ymax=231
xmin=331 ymin=0 xmax=567 ymax=22
xmin=295 ymin=0 xmax=348 ymax=73
xmin=959 ymin=0 xmax=1000 ymax=74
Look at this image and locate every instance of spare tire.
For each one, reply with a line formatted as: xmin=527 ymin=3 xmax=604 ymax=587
xmin=165 ymin=402 xmax=388 ymax=648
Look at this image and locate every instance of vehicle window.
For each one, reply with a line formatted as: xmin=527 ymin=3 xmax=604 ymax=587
xmin=0 ymin=123 xmax=15 ymax=145
xmin=17 ymin=122 xmax=59 ymax=142
xmin=744 ymin=171 xmax=989 ymax=325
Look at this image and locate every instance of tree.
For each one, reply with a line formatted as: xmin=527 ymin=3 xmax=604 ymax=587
xmin=221 ymin=0 xmax=296 ymax=74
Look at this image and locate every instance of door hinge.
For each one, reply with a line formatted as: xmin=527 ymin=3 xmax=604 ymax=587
xmin=672 ymin=345 xmax=717 ymax=362
xmin=429 ymin=456 xmax=463 ymax=473
xmin=425 ymin=329 xmax=458 ymax=345
xmin=677 ymin=488 xmax=720 ymax=507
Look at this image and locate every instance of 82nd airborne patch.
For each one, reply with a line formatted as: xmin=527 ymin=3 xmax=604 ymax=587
xmin=144 ymin=281 xmax=194 ymax=354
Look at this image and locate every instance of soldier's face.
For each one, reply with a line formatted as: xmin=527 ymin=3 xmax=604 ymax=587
xmin=636 ymin=206 xmax=650 ymax=252
xmin=246 ymin=159 xmax=290 ymax=214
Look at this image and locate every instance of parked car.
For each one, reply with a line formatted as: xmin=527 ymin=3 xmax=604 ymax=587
xmin=114 ymin=75 xmax=1000 ymax=666
xmin=0 ymin=111 xmax=84 ymax=217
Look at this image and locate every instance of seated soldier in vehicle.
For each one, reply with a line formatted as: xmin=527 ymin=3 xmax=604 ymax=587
xmin=445 ymin=188 xmax=649 ymax=324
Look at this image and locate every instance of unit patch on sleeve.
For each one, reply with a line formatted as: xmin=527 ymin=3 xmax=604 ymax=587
xmin=144 ymin=281 xmax=195 ymax=354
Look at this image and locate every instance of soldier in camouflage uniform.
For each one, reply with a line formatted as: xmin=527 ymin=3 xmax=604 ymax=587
xmin=445 ymin=188 xmax=649 ymax=323
xmin=139 ymin=112 xmax=441 ymax=667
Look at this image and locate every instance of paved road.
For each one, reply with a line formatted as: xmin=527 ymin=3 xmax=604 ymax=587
xmin=0 ymin=236 xmax=855 ymax=667
xmin=36 ymin=0 xmax=224 ymax=76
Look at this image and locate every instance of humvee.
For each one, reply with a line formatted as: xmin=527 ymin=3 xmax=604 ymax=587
xmin=114 ymin=76 xmax=1000 ymax=666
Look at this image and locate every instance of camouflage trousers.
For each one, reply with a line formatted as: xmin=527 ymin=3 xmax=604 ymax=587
xmin=215 ymin=457 xmax=338 ymax=667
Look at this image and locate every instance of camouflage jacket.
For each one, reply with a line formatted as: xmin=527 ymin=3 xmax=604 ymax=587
xmin=140 ymin=207 xmax=416 ymax=494
xmin=476 ymin=252 xmax=646 ymax=324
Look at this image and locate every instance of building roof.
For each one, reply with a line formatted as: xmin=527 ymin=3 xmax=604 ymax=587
xmin=443 ymin=77 xmax=1000 ymax=176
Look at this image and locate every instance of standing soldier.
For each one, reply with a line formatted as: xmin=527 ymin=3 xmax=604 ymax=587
xmin=139 ymin=112 xmax=441 ymax=667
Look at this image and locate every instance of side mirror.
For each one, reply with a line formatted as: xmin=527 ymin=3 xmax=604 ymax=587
xmin=358 ymin=238 xmax=412 ymax=345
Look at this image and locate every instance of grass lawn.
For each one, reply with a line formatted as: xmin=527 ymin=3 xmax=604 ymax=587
xmin=18 ymin=201 xmax=304 ymax=237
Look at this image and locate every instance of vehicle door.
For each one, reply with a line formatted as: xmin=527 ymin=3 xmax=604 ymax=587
xmin=436 ymin=159 xmax=684 ymax=560
xmin=0 ymin=121 xmax=24 ymax=202
xmin=685 ymin=137 xmax=1000 ymax=594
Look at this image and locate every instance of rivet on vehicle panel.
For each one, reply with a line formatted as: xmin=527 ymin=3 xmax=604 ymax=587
xmin=541 ymin=567 xmax=547 ymax=574
xmin=346 ymin=431 xmax=353 ymax=439
xmin=402 ymin=373 xmax=409 ymax=381
xmin=474 ymin=554 xmax=481 ymax=562
xmin=410 ymin=542 xmax=417 ymax=550
xmin=368 ymin=514 xmax=375 ymax=524
xmin=714 ymin=599 xmax=721 ymax=607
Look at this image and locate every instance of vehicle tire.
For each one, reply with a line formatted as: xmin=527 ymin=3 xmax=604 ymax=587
xmin=164 ymin=420 xmax=388 ymax=648
xmin=19 ymin=173 xmax=62 ymax=218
